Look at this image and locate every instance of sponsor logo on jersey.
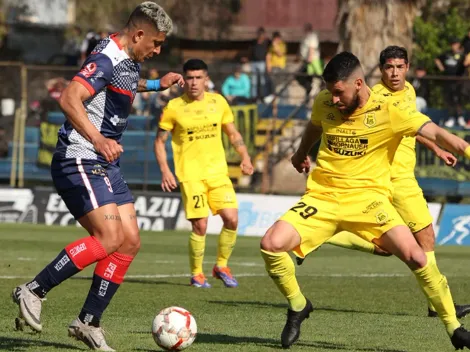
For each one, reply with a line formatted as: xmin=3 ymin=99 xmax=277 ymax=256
xmin=80 ymin=62 xmax=97 ymax=78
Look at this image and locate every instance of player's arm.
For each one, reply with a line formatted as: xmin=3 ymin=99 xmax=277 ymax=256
xmin=291 ymin=120 xmax=323 ymax=173
xmin=154 ymin=127 xmax=177 ymax=192
xmin=137 ymin=72 xmax=184 ymax=93
xmin=60 ymin=56 xmax=122 ymax=163
xmin=417 ymin=122 xmax=470 ymax=159
xmin=222 ymin=122 xmax=254 ymax=175
xmin=416 ymin=135 xmax=457 ymax=166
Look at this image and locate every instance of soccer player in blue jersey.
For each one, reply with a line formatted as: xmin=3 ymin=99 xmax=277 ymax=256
xmin=11 ymin=2 xmax=183 ymax=350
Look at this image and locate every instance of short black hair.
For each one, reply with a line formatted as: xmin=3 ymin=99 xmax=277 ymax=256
xmin=273 ymin=31 xmax=281 ymax=39
xmin=322 ymin=52 xmax=361 ymax=83
xmin=183 ymin=59 xmax=208 ymax=73
xmin=379 ymin=46 xmax=408 ymax=66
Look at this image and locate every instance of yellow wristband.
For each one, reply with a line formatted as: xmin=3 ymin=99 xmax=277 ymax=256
xmin=465 ymin=146 xmax=470 ymax=159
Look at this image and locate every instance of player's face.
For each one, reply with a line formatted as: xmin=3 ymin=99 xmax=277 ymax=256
xmin=132 ymin=27 xmax=166 ymax=62
xmin=184 ymin=70 xmax=208 ymax=100
xmin=326 ymin=78 xmax=361 ymax=114
xmin=380 ymin=58 xmax=409 ymax=91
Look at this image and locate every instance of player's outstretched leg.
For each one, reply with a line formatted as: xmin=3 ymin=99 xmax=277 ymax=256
xmin=189 ymin=218 xmax=211 ymax=288
xmin=12 ymin=204 xmax=122 ymax=332
xmin=412 ymin=225 xmax=470 ymax=319
xmin=376 ymin=225 xmax=470 ymax=350
xmin=261 ymin=220 xmax=313 ymax=349
xmin=213 ymin=208 xmax=238 ymax=288
xmin=68 ymin=203 xmax=139 ymax=351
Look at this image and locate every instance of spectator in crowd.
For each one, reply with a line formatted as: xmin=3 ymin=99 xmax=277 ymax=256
xmin=134 ymin=68 xmax=161 ymax=116
xmin=62 ymin=26 xmax=82 ymax=66
xmin=411 ymin=66 xmax=430 ymax=112
xmin=435 ymin=38 xmax=466 ymax=128
xmin=158 ymin=83 xmax=182 ymax=108
xmin=221 ymin=65 xmax=251 ymax=105
xmin=205 ymin=77 xmax=216 ymax=93
xmin=245 ymin=27 xmax=270 ymax=100
xmin=0 ymin=127 xmax=7 ymax=158
xmin=45 ymin=77 xmax=70 ymax=102
xmin=462 ymin=27 xmax=470 ymax=55
xmin=297 ymin=23 xmax=323 ymax=99
xmin=266 ymin=31 xmax=287 ymax=100
xmin=80 ymin=29 xmax=100 ymax=63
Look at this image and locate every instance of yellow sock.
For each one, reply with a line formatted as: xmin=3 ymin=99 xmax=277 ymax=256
xmin=261 ymin=249 xmax=306 ymax=311
xmin=216 ymin=227 xmax=237 ymax=267
xmin=413 ymin=252 xmax=460 ymax=336
xmin=423 ymin=252 xmax=436 ymax=312
xmin=326 ymin=231 xmax=375 ymax=254
xmin=189 ymin=232 xmax=206 ymax=276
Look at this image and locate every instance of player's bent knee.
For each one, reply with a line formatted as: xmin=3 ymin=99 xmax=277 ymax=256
xmin=222 ymin=215 xmax=238 ymax=230
xmin=260 ymin=225 xmax=291 ymax=253
xmin=121 ymin=229 xmax=141 ymax=256
xmin=406 ymin=247 xmax=427 ymax=270
xmin=191 ymin=218 xmax=208 ymax=235
xmin=92 ymin=226 xmax=125 ymax=254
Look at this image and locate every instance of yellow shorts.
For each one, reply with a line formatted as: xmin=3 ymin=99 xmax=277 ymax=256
xmin=392 ymin=177 xmax=433 ymax=233
xmin=280 ymin=190 xmax=405 ymax=258
xmin=181 ymin=176 xmax=238 ymax=219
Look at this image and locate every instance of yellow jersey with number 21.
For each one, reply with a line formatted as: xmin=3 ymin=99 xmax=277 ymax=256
xmin=159 ymin=92 xmax=234 ymax=182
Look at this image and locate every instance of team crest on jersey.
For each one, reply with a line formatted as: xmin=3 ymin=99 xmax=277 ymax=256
xmin=375 ymin=210 xmax=389 ymax=225
xmin=80 ymin=62 xmax=97 ymax=78
xmin=364 ymin=113 xmax=376 ymax=128
xmin=208 ymin=106 xmax=216 ymax=113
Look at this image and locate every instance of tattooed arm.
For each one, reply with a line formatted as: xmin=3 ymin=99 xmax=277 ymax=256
xmin=154 ymin=128 xmax=177 ymax=192
xmin=222 ymin=122 xmax=254 ymax=175
xmin=137 ymin=73 xmax=184 ymax=93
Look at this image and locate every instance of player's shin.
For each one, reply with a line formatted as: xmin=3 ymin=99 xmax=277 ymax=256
xmin=216 ymin=227 xmax=237 ymax=267
xmin=412 ymin=252 xmax=460 ymax=336
xmin=27 ymin=236 xmax=108 ymax=298
xmin=78 ymin=252 xmax=134 ymax=327
xmin=189 ymin=232 xmax=206 ymax=275
xmin=261 ymin=249 xmax=306 ymax=311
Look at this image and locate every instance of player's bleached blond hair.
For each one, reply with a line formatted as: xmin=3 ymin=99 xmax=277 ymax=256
xmin=126 ymin=1 xmax=173 ymax=34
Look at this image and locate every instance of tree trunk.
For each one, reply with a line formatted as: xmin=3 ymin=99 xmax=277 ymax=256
xmin=337 ymin=0 xmax=426 ymax=82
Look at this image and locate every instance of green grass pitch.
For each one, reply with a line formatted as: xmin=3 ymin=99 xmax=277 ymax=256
xmin=1 ymin=223 xmax=470 ymax=351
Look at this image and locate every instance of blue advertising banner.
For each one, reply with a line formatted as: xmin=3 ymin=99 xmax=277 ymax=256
xmin=437 ymin=204 xmax=470 ymax=245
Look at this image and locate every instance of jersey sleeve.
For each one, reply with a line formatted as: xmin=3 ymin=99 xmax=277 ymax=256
xmin=72 ymin=53 xmax=113 ymax=96
xmin=159 ymin=103 xmax=176 ymax=131
xmin=310 ymin=91 xmax=327 ymax=126
xmin=390 ymin=101 xmax=430 ymax=137
xmin=220 ymin=96 xmax=234 ymax=124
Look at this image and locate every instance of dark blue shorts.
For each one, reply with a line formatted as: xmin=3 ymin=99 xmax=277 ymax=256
xmin=51 ymin=156 xmax=134 ymax=219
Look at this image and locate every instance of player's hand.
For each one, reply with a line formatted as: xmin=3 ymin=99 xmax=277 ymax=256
xmin=160 ymin=72 xmax=184 ymax=89
xmin=92 ymin=135 xmax=123 ymax=163
xmin=437 ymin=150 xmax=457 ymax=167
xmin=291 ymin=152 xmax=311 ymax=173
xmin=161 ymin=170 xmax=177 ymax=192
xmin=240 ymin=157 xmax=254 ymax=175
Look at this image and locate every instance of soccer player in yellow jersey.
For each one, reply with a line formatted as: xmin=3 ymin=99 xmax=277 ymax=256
xmin=319 ymin=46 xmax=470 ymax=318
xmin=155 ymin=59 xmax=254 ymax=288
xmin=260 ymin=52 xmax=470 ymax=349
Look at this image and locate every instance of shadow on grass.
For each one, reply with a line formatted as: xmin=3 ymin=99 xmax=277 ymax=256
xmin=134 ymin=333 xmax=407 ymax=351
xmin=207 ymin=300 xmax=412 ymax=317
xmin=0 ymin=336 xmax=82 ymax=350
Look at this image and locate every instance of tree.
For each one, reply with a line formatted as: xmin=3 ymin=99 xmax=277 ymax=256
xmin=337 ymin=0 xmax=426 ymax=80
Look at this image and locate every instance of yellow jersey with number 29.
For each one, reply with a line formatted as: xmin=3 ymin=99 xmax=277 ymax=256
xmin=372 ymin=80 xmax=417 ymax=180
xmin=159 ymin=92 xmax=234 ymax=182
xmin=307 ymin=89 xmax=430 ymax=196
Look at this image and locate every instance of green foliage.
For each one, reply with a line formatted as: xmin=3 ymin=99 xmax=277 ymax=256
xmin=413 ymin=7 xmax=468 ymax=73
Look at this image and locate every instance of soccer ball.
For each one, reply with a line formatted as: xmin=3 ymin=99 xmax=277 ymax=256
xmin=152 ymin=306 xmax=197 ymax=350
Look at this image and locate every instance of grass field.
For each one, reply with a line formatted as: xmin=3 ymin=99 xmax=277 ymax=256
xmin=1 ymin=223 xmax=470 ymax=351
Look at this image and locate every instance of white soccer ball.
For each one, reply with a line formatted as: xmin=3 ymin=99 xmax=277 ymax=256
xmin=152 ymin=306 xmax=197 ymax=350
